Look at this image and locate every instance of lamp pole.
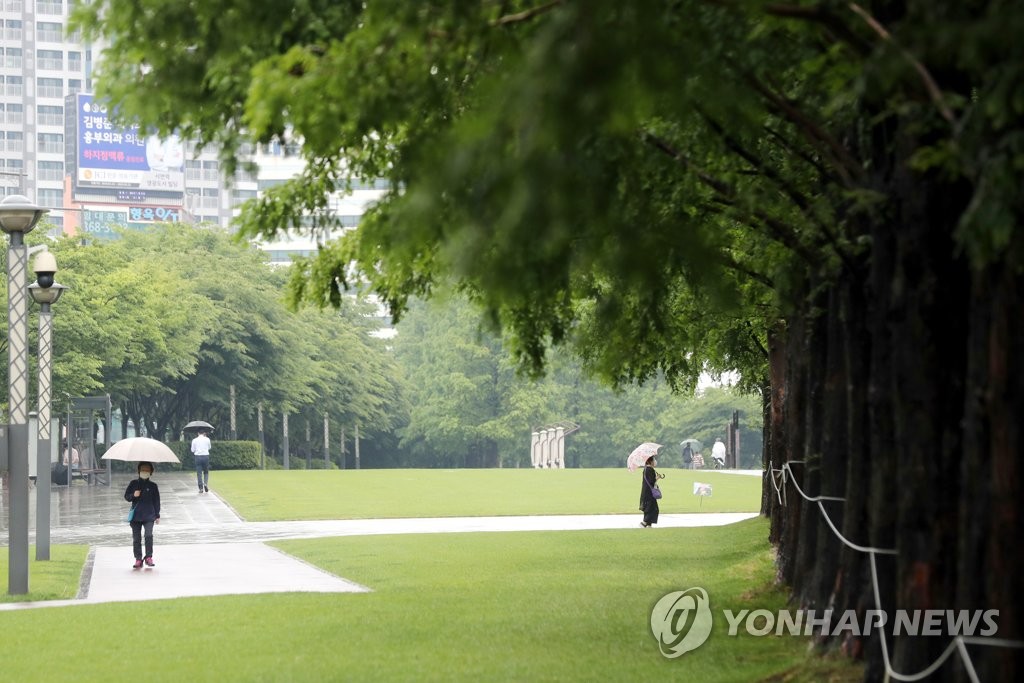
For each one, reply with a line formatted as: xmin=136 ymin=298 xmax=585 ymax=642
xmin=229 ymin=384 xmax=237 ymax=440
xmin=282 ymin=412 xmax=290 ymax=470
xmin=257 ymin=402 xmax=265 ymax=470
xmin=0 ymin=195 xmax=49 ymax=594
xmin=30 ymin=252 xmax=66 ymax=562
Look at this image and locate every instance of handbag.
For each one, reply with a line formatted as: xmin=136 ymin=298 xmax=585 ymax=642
xmin=124 ymin=506 xmax=136 ymax=523
xmin=645 ymin=476 xmax=663 ymax=500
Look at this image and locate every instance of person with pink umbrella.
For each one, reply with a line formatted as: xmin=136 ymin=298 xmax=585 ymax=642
xmin=628 ymin=443 xmax=666 ymax=527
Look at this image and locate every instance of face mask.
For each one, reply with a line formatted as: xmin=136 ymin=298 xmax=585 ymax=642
xmin=139 ymin=472 xmax=151 ymax=480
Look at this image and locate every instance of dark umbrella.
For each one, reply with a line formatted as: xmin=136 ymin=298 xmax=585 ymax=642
xmin=183 ymin=420 xmax=215 ymax=432
xmin=680 ymin=438 xmax=703 ymax=453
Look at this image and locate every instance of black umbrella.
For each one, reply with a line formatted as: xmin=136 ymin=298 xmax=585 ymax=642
xmin=183 ymin=420 xmax=215 ymax=432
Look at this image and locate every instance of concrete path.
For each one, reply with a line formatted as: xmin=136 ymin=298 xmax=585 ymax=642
xmin=0 ymin=473 xmax=759 ymax=610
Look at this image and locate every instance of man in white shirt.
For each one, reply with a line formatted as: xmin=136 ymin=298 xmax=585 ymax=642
xmin=191 ymin=430 xmax=212 ymax=494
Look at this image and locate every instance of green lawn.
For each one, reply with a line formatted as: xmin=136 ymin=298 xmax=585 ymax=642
xmin=0 ymin=545 xmax=89 ymax=603
xmin=0 ymin=471 xmax=859 ymax=680
xmin=211 ymin=468 xmax=763 ymax=521
xmin=0 ymin=518 xmax=861 ymax=682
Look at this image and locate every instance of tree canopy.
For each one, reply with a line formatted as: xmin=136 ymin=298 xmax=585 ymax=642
xmin=0 ymin=225 xmax=404 ymax=448
xmin=72 ymin=2 xmax=1024 ymax=680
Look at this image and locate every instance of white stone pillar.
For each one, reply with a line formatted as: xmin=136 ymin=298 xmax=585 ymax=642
xmin=555 ymin=426 xmax=566 ymax=468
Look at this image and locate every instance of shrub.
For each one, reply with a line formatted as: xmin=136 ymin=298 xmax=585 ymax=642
xmin=171 ymin=440 xmax=262 ymax=470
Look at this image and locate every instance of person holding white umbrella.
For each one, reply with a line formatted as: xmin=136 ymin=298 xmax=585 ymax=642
xmin=102 ymin=438 xmax=177 ymax=569
xmin=124 ymin=461 xmax=161 ymax=569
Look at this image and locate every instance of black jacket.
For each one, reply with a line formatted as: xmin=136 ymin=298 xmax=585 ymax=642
xmin=124 ymin=478 xmax=161 ymax=522
xmin=639 ymin=466 xmax=659 ymax=509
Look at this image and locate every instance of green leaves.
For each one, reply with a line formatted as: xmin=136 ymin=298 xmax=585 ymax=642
xmin=75 ymin=0 xmax=1024 ymax=400
xmin=0 ymin=225 xmax=403 ymax=440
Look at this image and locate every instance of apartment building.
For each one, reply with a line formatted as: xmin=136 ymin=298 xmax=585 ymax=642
xmin=0 ymin=0 xmax=384 ymax=266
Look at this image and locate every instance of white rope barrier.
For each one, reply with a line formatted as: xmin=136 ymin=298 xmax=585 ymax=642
xmin=772 ymin=459 xmax=1022 ymax=681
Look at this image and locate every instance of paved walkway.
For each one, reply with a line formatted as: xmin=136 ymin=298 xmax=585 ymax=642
xmin=0 ymin=473 xmax=759 ymax=610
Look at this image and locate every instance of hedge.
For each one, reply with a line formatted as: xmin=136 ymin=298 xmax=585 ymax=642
xmin=171 ymin=440 xmax=262 ymax=470
xmin=96 ymin=440 xmax=263 ymax=471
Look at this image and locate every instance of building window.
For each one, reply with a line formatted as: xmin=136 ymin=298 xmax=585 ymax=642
xmin=257 ymin=178 xmax=286 ymax=191
xmin=3 ymin=76 xmax=24 ymax=97
xmin=231 ymin=189 xmax=257 ymax=202
xmin=36 ymin=0 xmax=63 ymax=15
xmin=37 ymin=160 xmax=64 ymax=181
xmin=4 ymin=20 xmax=23 ymax=41
xmin=5 ymin=131 xmax=23 ymax=153
xmin=68 ymin=79 xmax=82 ymax=95
xmin=68 ymin=51 xmax=83 ymax=72
xmin=202 ymin=160 xmax=219 ymax=181
xmin=37 ymin=132 xmax=63 ymax=154
xmin=37 ymin=49 xmax=64 ymax=71
xmin=37 ymin=104 xmax=63 ymax=126
xmin=5 ymin=104 xmax=24 ymax=125
xmin=200 ymin=187 xmax=219 ymax=209
xmin=5 ymin=48 xmax=23 ymax=69
xmin=5 ymin=1 xmax=25 ymax=13
xmin=37 ymin=77 xmax=63 ymax=99
xmin=37 ymin=188 xmax=63 ymax=207
xmin=185 ymin=160 xmax=201 ymax=180
xmin=36 ymin=21 xmax=63 ymax=42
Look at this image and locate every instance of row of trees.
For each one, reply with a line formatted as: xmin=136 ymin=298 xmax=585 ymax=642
xmin=0 ymin=226 xmax=405 ymax=455
xmin=393 ymin=296 xmax=761 ymax=468
xmin=0 ymin=225 xmax=757 ymax=468
xmin=71 ymin=1 xmax=1023 ymax=679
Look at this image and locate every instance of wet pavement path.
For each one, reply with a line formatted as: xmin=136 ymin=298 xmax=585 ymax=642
xmin=0 ymin=473 xmax=758 ymax=609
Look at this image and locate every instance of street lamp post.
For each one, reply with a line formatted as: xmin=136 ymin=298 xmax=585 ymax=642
xmin=0 ymin=194 xmax=49 ymax=595
xmin=29 ymin=251 xmax=66 ymax=562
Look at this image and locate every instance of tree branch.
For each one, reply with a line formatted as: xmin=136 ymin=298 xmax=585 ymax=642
xmin=492 ymin=0 xmax=564 ymax=26
xmin=738 ymin=68 xmax=864 ymax=186
xmin=847 ymin=2 xmax=955 ymax=125
xmin=763 ymin=3 xmax=871 ymax=55
xmin=643 ymin=130 xmax=822 ymax=268
xmin=762 ymin=124 xmax=837 ymax=185
xmin=719 ymin=250 xmax=776 ymax=289
xmin=746 ymin=320 xmax=771 ymax=361
xmin=695 ymin=106 xmax=857 ymax=273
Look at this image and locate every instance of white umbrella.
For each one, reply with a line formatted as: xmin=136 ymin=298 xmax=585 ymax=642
xmin=101 ymin=437 xmax=180 ymax=463
xmin=627 ymin=442 xmax=663 ymax=472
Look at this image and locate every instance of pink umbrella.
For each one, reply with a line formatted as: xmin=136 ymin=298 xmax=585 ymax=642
xmin=627 ymin=442 xmax=663 ymax=472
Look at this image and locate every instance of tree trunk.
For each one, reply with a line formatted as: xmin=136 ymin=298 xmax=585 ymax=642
xmin=959 ymin=259 xmax=1024 ymax=680
xmin=766 ymin=321 xmax=788 ymax=544
xmin=777 ymin=309 xmax=807 ymax=587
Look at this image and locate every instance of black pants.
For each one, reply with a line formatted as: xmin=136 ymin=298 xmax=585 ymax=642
xmin=131 ymin=519 xmax=155 ymax=559
xmin=643 ymin=500 xmax=660 ymax=526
